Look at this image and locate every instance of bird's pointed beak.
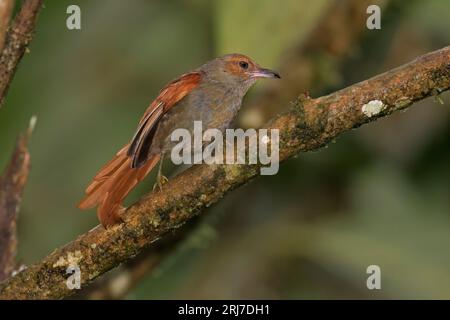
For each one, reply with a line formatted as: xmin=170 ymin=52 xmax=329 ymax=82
xmin=250 ymin=67 xmax=281 ymax=79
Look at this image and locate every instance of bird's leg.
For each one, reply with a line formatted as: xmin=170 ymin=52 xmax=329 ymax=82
xmin=153 ymin=153 xmax=168 ymax=191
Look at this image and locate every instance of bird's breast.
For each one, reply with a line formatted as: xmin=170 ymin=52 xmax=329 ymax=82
xmin=151 ymin=82 xmax=245 ymax=154
xmin=185 ymin=82 xmax=245 ymax=128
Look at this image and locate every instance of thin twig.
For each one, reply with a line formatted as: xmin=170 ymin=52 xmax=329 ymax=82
xmin=0 ymin=116 xmax=36 ymax=282
xmin=0 ymin=46 xmax=448 ymax=299
xmin=0 ymin=0 xmax=15 ymax=52
xmin=0 ymin=0 xmax=43 ymax=107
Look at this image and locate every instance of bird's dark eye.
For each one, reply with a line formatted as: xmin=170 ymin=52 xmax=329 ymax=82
xmin=239 ymin=61 xmax=249 ymax=69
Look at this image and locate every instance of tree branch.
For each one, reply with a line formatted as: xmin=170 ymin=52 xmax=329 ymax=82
xmin=0 ymin=116 xmax=35 ymax=282
xmin=0 ymin=46 xmax=448 ymax=299
xmin=72 ymin=217 xmax=200 ymax=300
xmin=0 ymin=0 xmax=43 ymax=108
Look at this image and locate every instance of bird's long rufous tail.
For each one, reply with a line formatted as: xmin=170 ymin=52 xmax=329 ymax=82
xmin=78 ymin=144 xmax=160 ymax=227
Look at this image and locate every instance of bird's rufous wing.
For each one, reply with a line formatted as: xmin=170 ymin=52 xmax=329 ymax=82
xmin=78 ymin=71 xmax=202 ymax=227
xmin=128 ymin=71 xmax=203 ymax=168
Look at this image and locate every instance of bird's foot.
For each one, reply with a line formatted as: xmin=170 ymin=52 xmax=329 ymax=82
xmin=153 ymin=174 xmax=169 ymax=192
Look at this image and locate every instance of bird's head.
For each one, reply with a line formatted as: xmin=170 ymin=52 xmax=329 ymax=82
xmin=202 ymin=53 xmax=280 ymax=88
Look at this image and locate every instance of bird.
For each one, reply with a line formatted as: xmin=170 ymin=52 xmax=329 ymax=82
xmin=78 ymin=53 xmax=280 ymax=227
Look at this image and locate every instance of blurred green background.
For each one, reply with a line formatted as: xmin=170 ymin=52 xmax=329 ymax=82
xmin=1 ymin=0 xmax=449 ymax=299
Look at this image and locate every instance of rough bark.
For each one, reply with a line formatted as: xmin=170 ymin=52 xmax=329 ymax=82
xmin=72 ymin=218 xmax=200 ymax=300
xmin=0 ymin=117 xmax=35 ymax=282
xmin=0 ymin=0 xmax=15 ymax=52
xmin=0 ymin=0 xmax=43 ymax=107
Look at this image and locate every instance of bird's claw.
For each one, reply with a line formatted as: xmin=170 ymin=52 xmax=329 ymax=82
xmin=153 ymin=174 xmax=169 ymax=192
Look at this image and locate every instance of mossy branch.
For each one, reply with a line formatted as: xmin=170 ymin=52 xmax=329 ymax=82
xmin=0 ymin=46 xmax=449 ymax=299
xmin=0 ymin=0 xmax=43 ymax=108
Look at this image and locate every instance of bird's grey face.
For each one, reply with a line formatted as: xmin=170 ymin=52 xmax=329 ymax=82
xmin=202 ymin=54 xmax=280 ymax=90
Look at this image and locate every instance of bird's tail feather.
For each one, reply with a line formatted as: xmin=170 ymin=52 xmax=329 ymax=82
xmin=78 ymin=144 xmax=160 ymax=227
